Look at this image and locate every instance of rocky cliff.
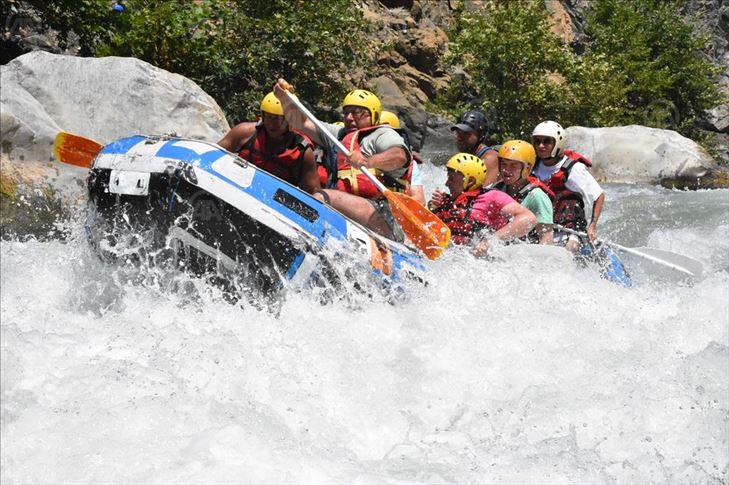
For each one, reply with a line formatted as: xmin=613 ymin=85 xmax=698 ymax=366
xmin=357 ymin=0 xmax=727 ymax=160
xmin=1 ymin=0 xmax=726 ymax=191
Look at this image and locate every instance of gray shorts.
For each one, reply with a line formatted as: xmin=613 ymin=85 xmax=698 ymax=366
xmin=553 ymin=230 xmax=581 ymax=246
xmin=367 ymin=198 xmax=405 ymax=243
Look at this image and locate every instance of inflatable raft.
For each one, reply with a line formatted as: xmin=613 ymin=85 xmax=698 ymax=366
xmin=84 ymin=135 xmax=426 ymax=301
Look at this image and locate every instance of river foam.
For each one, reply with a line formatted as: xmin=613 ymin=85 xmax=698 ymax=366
xmin=2 ymin=184 xmax=727 ymax=484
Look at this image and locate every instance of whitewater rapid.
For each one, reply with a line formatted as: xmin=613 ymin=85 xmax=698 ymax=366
xmin=2 ymin=176 xmax=728 ymax=484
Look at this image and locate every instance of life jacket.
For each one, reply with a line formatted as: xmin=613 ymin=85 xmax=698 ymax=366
xmin=238 ymin=123 xmax=312 ymax=185
xmin=431 ymin=189 xmax=487 ymax=246
xmin=492 ymin=176 xmax=555 ymax=204
xmin=535 ymin=150 xmax=593 ymax=231
xmin=492 ymin=177 xmax=555 ymax=243
xmin=335 ymin=126 xmax=411 ymax=199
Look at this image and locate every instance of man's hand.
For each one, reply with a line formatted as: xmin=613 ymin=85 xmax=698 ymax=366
xmin=472 ymin=239 xmax=490 ymax=258
xmin=587 ymin=222 xmax=598 ymax=242
xmin=273 ymin=78 xmax=293 ymax=102
xmin=427 ymin=189 xmax=449 ymax=210
xmin=347 ymin=151 xmax=368 ymax=169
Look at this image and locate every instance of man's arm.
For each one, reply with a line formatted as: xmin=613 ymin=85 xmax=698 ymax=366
xmin=587 ymin=192 xmax=605 ymax=242
xmin=273 ymin=79 xmax=323 ymax=146
xmin=495 ymin=202 xmax=537 ymax=241
xmin=359 ymin=146 xmax=409 ymax=172
xmin=298 ymin=147 xmax=322 ymax=195
xmin=537 ymin=224 xmax=554 ymax=245
xmin=481 ymin=149 xmax=500 ymax=186
xmin=471 ymin=194 xmax=536 ymax=257
xmin=217 ymin=122 xmax=257 ymax=153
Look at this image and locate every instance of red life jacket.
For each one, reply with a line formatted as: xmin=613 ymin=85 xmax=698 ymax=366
xmin=238 ymin=123 xmax=312 ymax=185
xmin=335 ymin=126 xmax=411 ymax=199
xmin=432 ymin=190 xmax=487 ymax=246
xmin=536 ymin=150 xmax=593 ymax=231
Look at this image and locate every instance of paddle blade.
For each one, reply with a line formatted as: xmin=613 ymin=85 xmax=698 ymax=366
xmin=54 ymin=132 xmax=103 ymax=168
xmin=623 ymin=246 xmax=704 ymax=280
xmin=384 ymin=191 xmax=450 ymax=260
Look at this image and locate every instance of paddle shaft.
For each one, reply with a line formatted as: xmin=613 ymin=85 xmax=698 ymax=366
xmin=554 ymin=224 xmax=696 ymax=277
xmin=285 ymin=92 xmax=387 ymax=193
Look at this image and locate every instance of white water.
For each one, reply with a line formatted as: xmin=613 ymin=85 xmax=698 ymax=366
xmin=2 ymin=180 xmax=728 ymax=484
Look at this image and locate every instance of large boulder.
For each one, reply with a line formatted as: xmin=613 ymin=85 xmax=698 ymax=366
xmin=566 ymin=125 xmax=728 ymax=189
xmin=0 ymin=51 xmax=230 ymax=163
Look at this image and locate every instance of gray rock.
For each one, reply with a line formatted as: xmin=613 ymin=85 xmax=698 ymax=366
xmin=419 ymin=114 xmax=456 ymax=165
xmin=0 ymin=51 xmax=230 ymax=163
xmin=565 ymin=125 xmax=727 ymax=188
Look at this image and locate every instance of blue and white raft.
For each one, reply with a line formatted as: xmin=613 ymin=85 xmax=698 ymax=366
xmin=85 ymin=135 xmax=426 ymax=301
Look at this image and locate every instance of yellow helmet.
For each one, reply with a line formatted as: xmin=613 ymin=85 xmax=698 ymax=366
xmin=498 ymin=140 xmax=537 ymax=178
xmin=379 ymin=110 xmax=401 ymax=129
xmin=446 ymin=152 xmax=487 ymax=191
xmin=260 ymin=92 xmax=284 ymax=116
xmin=342 ymin=89 xmax=381 ymax=124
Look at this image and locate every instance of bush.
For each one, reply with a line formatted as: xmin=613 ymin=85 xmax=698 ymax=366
xmin=439 ymin=0 xmax=722 ymax=141
xmin=439 ymin=0 xmax=626 ymax=140
xmin=37 ymin=0 xmax=375 ymax=124
xmin=584 ymin=0 xmax=723 ymax=137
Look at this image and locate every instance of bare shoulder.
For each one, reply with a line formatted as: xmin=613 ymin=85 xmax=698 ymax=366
xmin=482 ymin=148 xmax=499 ymax=166
xmin=218 ymin=122 xmax=257 ymax=151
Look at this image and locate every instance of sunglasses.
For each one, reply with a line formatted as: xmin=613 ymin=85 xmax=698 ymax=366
xmin=342 ymin=107 xmax=369 ymax=118
xmin=533 ymin=136 xmax=554 ymax=146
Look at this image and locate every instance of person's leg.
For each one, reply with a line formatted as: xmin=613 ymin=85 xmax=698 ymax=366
xmin=314 ymin=189 xmax=395 ymax=239
xmin=564 ymin=236 xmax=580 ymax=253
xmin=553 ymin=231 xmax=580 ymax=253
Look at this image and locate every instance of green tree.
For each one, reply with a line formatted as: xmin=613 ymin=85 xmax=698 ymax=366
xmin=35 ymin=0 xmax=374 ymax=123
xmin=584 ymin=0 xmax=722 ymax=136
xmin=440 ymin=0 xmax=625 ymax=140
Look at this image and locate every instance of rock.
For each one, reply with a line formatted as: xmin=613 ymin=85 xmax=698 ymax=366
xmin=419 ymin=114 xmax=457 ymax=165
xmin=707 ymin=77 xmax=729 ymax=134
xmin=565 ymin=125 xmax=728 ymax=189
xmin=0 ymin=154 xmax=84 ymax=240
xmin=678 ymin=0 xmax=729 ymax=147
xmin=0 ymin=51 xmax=230 ymax=163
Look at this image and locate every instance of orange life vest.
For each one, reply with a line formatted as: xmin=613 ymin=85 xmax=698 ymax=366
xmin=334 ymin=126 xmax=411 ymax=198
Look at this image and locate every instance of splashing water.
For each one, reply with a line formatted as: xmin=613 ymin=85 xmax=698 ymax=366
xmin=1 ymin=182 xmax=727 ymax=484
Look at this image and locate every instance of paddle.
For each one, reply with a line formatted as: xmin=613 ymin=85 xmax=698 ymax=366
xmin=555 ymin=224 xmax=703 ymax=280
xmin=54 ymin=132 xmax=103 ymax=168
xmin=285 ymin=91 xmax=450 ymax=260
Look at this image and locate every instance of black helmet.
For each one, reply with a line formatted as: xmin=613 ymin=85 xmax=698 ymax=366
xmin=450 ymin=110 xmax=489 ymax=139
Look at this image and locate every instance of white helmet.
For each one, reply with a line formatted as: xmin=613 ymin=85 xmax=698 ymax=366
xmin=532 ymin=121 xmax=565 ymax=158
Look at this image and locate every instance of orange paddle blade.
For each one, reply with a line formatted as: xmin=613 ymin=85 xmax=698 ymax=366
xmin=384 ymin=191 xmax=450 ymax=260
xmin=54 ymin=132 xmax=103 ymax=168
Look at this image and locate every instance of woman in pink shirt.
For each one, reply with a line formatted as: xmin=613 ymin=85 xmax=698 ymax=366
xmin=428 ymin=153 xmax=537 ymax=256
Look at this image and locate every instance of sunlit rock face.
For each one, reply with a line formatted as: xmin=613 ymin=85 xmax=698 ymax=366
xmin=565 ymin=125 xmax=728 ymax=189
xmin=0 ymin=51 xmax=230 ymax=163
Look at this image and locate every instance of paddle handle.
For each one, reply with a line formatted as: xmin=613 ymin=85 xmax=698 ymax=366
xmin=554 ymin=224 xmax=625 ymax=251
xmin=285 ymin=91 xmax=388 ymax=194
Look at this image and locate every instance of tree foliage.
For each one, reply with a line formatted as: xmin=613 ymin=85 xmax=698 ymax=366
xmin=584 ymin=0 xmax=722 ymax=137
xmin=439 ymin=0 xmax=722 ymax=141
xmin=38 ymin=0 xmax=374 ymax=123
